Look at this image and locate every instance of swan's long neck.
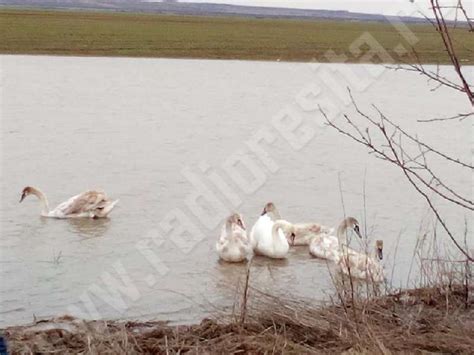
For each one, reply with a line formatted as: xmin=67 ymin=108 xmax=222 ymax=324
xmin=336 ymin=220 xmax=348 ymax=246
xmin=30 ymin=187 xmax=50 ymax=215
xmin=271 ymin=220 xmax=288 ymax=245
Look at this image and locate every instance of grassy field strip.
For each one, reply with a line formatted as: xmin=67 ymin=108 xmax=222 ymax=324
xmin=0 ymin=9 xmax=473 ymax=63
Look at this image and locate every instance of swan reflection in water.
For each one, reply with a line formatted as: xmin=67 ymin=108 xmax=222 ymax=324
xmin=67 ymin=217 xmax=111 ymax=239
xmin=214 ymin=257 xmax=291 ymax=296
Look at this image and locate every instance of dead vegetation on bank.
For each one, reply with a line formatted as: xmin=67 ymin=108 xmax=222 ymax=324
xmin=4 ymin=280 xmax=473 ymax=354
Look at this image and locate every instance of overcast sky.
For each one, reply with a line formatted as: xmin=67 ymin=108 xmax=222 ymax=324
xmin=179 ymin=0 xmax=466 ymax=18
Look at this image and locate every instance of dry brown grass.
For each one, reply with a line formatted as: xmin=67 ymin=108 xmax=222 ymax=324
xmin=4 ymin=282 xmax=473 ymax=354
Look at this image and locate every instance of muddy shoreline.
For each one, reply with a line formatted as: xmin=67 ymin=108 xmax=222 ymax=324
xmin=3 ymin=284 xmax=473 ymax=354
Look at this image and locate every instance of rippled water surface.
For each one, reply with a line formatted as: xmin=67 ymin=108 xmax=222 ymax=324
xmin=1 ymin=55 xmax=471 ymax=327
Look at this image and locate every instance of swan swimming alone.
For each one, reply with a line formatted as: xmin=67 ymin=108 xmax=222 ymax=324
xmin=250 ymin=202 xmax=293 ymax=259
xmin=216 ymin=213 xmax=251 ymax=263
xmin=336 ymin=240 xmax=384 ymax=283
xmin=19 ymin=186 xmax=119 ymax=218
xmin=309 ymin=217 xmax=362 ymax=261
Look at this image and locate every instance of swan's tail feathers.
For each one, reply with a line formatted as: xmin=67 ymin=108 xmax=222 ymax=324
xmin=95 ymin=199 xmax=119 ymax=218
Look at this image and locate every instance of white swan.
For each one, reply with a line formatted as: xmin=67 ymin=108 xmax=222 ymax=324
xmin=19 ymin=186 xmax=119 ymax=218
xmin=216 ymin=213 xmax=251 ymax=263
xmin=254 ymin=219 xmax=293 ymax=259
xmin=336 ymin=240 xmax=384 ymax=283
xmin=309 ymin=217 xmax=362 ymax=261
xmin=250 ymin=203 xmax=293 ymax=259
xmin=249 ymin=202 xmax=281 ymax=250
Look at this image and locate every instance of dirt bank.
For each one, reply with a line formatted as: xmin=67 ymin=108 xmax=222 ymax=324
xmin=3 ymin=284 xmax=473 ymax=354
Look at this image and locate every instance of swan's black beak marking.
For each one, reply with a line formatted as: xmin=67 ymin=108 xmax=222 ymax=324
xmin=354 ymin=225 xmax=362 ymax=238
xmin=290 ymin=233 xmax=296 ymax=245
xmin=377 ymin=248 xmax=383 ymax=260
xmin=19 ymin=193 xmax=26 ymax=203
xmin=260 ymin=209 xmax=266 ymax=216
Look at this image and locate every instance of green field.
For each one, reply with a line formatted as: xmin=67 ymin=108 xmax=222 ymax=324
xmin=0 ymin=9 xmax=472 ymax=64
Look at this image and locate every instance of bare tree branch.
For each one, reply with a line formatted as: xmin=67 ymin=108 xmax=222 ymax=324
xmin=322 ymin=0 xmax=473 ymax=262
xmin=417 ymin=112 xmax=473 ymax=122
xmin=321 ymin=102 xmax=473 ymax=261
xmin=430 ymin=0 xmax=473 ymax=105
xmin=350 ymin=90 xmax=472 ymax=169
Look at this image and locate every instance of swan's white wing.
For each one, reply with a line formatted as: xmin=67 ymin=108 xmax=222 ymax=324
xmin=217 ymin=228 xmax=250 ymax=262
xmin=216 ymin=237 xmax=227 ymax=253
xmin=60 ymin=191 xmax=108 ymax=215
xmin=250 ymin=214 xmax=272 ymax=250
xmin=272 ymin=228 xmax=289 ymax=257
xmin=252 ymin=216 xmax=289 ymax=258
xmin=249 ymin=219 xmax=259 ymax=248
xmin=50 ymin=194 xmax=84 ymax=217
xmin=293 ymin=223 xmax=335 ymax=246
xmin=321 ymin=235 xmax=338 ymax=249
xmin=338 ymin=251 xmax=384 ymax=282
xmin=46 ymin=191 xmax=117 ymax=218
xmin=218 ymin=224 xmax=228 ymax=244
xmin=218 ymin=223 xmax=247 ymax=244
xmin=309 ymin=233 xmax=340 ymax=261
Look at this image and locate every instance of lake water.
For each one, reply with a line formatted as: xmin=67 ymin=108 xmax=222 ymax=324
xmin=0 ymin=55 xmax=471 ymax=327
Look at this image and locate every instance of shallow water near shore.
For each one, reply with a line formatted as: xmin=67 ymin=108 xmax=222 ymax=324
xmin=0 ymin=55 xmax=471 ymax=327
